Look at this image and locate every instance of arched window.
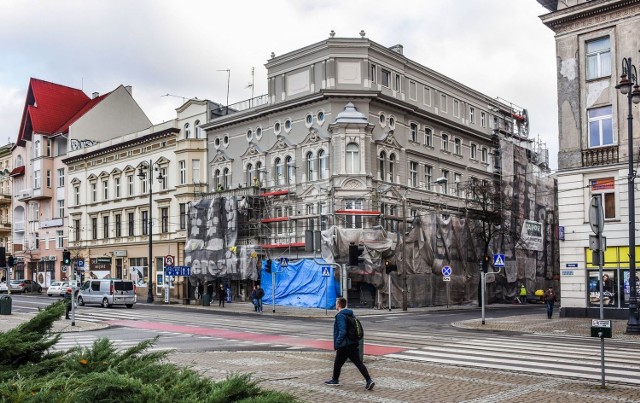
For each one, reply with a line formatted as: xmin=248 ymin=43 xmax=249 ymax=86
xmin=223 ymin=167 xmax=230 ymax=189
xmin=246 ymin=163 xmax=253 ymax=186
xmin=285 ymin=155 xmax=294 ymax=184
xmin=318 ymin=149 xmax=328 ymax=179
xmin=256 ymin=161 xmax=264 ymax=185
xmin=379 ymin=151 xmax=387 ymax=181
xmin=346 ymin=143 xmax=360 ymax=174
xmin=389 ymin=153 xmax=396 ymax=182
xmin=275 ymin=157 xmax=284 ymax=185
xmin=214 ymin=169 xmax=221 ymax=188
xmin=34 ymin=140 xmax=41 ymax=158
xmin=194 ymin=120 xmax=202 ymax=139
xmin=306 ymin=151 xmax=315 ymax=181
xmin=184 ymin=123 xmax=191 ymax=139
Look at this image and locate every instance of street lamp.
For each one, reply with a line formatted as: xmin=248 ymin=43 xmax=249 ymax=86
xmin=615 ymin=56 xmax=640 ymax=334
xmin=137 ymin=160 xmax=164 ymax=304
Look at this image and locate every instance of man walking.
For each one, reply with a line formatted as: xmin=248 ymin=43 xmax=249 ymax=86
xmin=255 ymin=285 xmax=265 ymax=313
xmin=324 ymin=297 xmax=374 ymax=390
xmin=544 ymin=287 xmax=557 ymax=319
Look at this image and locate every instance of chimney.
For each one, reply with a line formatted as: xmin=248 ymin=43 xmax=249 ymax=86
xmin=125 ymin=85 xmax=132 ymax=95
xmin=390 ymin=44 xmax=404 ymax=55
xmin=92 ymin=92 xmax=99 ymax=99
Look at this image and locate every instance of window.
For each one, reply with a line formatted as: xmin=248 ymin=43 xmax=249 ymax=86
xmin=142 ymin=211 xmax=148 ymax=235
xmin=588 ymin=106 xmax=614 ymax=147
xmin=410 ymin=123 xmax=418 ymax=142
xmin=192 ymin=159 xmax=200 ymax=183
xmin=440 ymin=94 xmax=448 ymax=112
xmin=180 ymin=203 xmax=187 ymax=230
xmin=46 ymin=139 xmax=52 ymax=157
xmin=34 ymin=170 xmax=41 ymax=189
xmin=590 ymin=178 xmax=616 ymax=219
xmin=246 ymin=163 xmax=253 ymax=186
xmin=103 ymin=216 xmax=109 ymax=239
xmin=57 ymin=200 xmax=64 ymax=218
xmin=127 ymin=175 xmax=134 ymax=196
xmin=46 ymin=170 xmax=51 ymax=187
xmin=424 ymin=128 xmax=433 ymax=147
xmin=92 ymin=217 xmax=98 ymax=240
xmin=56 ymin=230 xmax=64 ymax=248
xmin=370 ymin=64 xmax=377 ymax=83
xmin=285 ymin=156 xmax=294 ymax=184
xmin=389 ymin=153 xmax=395 ymax=182
xmin=395 ymin=75 xmax=401 ymax=92
xmin=179 ymin=160 xmax=186 ymax=184
xmin=74 ymin=186 xmax=80 ymax=205
xmin=275 ymin=157 xmax=284 ymax=185
xmin=425 ymin=165 xmax=433 ymax=191
xmin=91 ymin=183 xmax=97 ymax=202
xmin=141 ymin=174 xmax=147 ymax=194
xmin=481 ymin=112 xmax=486 ymax=127
xmin=223 ymin=167 xmax=230 ymax=189
xmin=128 ymin=213 xmax=134 ymax=236
xmin=379 ymin=151 xmax=386 ymax=181
xmin=57 ymin=168 xmax=64 ymax=187
xmin=441 ymin=170 xmax=449 ymax=194
xmin=184 ymin=122 xmax=191 ymax=138
xmin=214 ymin=169 xmax=221 ymax=189
xmin=115 ymin=214 xmax=121 ymax=237
xmin=306 ymin=152 xmax=315 ymax=181
xmin=453 ymin=100 xmax=460 ymax=117
xmin=256 ymin=161 xmax=265 ymax=184
xmin=318 ymin=150 xmax=328 ymax=179
xmin=454 ymin=138 xmax=462 ymax=155
xmin=161 ymin=207 xmax=169 ymax=233
xmin=195 ymin=120 xmax=202 ymax=138
xmin=381 ymin=69 xmax=390 ymax=87
xmin=345 ymin=199 xmax=363 ymax=229
xmin=441 ymin=134 xmax=449 ymax=152
xmin=34 ymin=140 xmax=41 ymax=158
xmin=160 ymin=167 xmax=167 ymax=190
xmin=410 ymin=161 xmax=418 ymax=187
xmin=471 ymin=144 xmax=477 ymax=160
xmin=586 ymin=37 xmax=611 ymax=80
xmin=455 ymin=173 xmax=462 ymax=196
xmin=346 ymin=143 xmax=360 ymax=174
xmin=103 ymin=180 xmax=108 ymax=200
xmin=469 ymin=107 xmax=475 ymax=124
xmin=115 ymin=177 xmax=120 ymax=198
xmin=74 ymin=219 xmax=80 ymax=242
xmin=481 ymin=147 xmax=488 ymax=163
xmin=423 ymin=87 xmax=431 ymax=106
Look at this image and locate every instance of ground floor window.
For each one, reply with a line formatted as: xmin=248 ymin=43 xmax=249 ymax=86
xmin=586 ymin=246 xmax=640 ymax=308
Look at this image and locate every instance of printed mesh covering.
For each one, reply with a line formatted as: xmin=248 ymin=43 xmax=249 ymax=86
xmin=185 ymin=197 xmax=259 ymax=285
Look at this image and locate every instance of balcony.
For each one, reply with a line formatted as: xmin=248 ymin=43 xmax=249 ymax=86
xmin=41 ymin=218 xmax=63 ymax=228
xmin=582 ymin=146 xmax=619 ymax=167
xmin=16 ymin=188 xmax=32 ymax=201
xmin=0 ymin=193 xmax=11 ymax=205
xmin=0 ymin=220 xmax=11 ymax=234
xmin=31 ymin=186 xmax=53 ymax=200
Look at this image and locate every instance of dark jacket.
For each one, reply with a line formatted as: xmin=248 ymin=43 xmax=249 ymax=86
xmin=333 ymin=308 xmax=358 ymax=350
xmin=256 ymin=288 xmax=265 ymax=299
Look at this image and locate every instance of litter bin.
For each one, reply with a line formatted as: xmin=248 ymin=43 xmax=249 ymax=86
xmin=0 ymin=295 xmax=11 ymax=315
xmin=202 ymin=293 xmax=211 ymax=306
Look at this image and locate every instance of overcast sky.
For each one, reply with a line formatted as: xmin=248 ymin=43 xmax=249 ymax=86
xmin=1 ymin=0 xmax=558 ymax=169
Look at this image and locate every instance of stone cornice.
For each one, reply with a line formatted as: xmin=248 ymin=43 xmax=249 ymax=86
xmin=540 ymin=0 xmax=640 ymax=34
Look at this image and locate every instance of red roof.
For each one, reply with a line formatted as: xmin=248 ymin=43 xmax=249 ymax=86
xmin=16 ymin=78 xmax=97 ymax=145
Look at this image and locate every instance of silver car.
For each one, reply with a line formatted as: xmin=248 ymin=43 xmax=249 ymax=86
xmin=7 ymin=279 xmax=42 ymax=293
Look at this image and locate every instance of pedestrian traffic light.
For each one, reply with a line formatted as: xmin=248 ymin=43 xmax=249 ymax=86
xmin=63 ymin=250 xmax=71 ymax=266
xmin=384 ymin=259 xmax=398 ymax=274
xmin=265 ymin=259 xmax=272 ymax=274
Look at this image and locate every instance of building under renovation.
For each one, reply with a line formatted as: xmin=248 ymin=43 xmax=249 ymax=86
xmin=186 ymin=34 xmax=558 ymax=308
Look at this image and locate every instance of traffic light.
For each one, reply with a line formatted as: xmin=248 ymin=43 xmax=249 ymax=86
xmin=384 ymin=259 xmax=398 ymax=274
xmin=7 ymin=255 xmax=13 ymax=267
xmin=63 ymin=250 xmax=71 ymax=266
xmin=265 ymin=259 xmax=272 ymax=274
xmin=0 ymin=247 xmax=5 ymax=267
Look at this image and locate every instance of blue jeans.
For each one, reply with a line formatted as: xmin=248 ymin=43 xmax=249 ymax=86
xmin=546 ymin=302 xmax=554 ymax=318
xmin=256 ymin=298 xmax=263 ymax=312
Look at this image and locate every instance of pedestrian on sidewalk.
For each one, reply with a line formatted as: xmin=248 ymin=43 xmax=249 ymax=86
xmin=255 ymin=285 xmax=265 ymax=313
xmin=218 ymin=284 xmax=227 ymax=307
xmin=207 ymin=282 xmax=214 ymax=302
xmin=519 ymin=283 xmax=527 ymax=304
xmin=249 ymin=286 xmax=258 ymax=312
xmin=324 ymin=297 xmax=374 ymax=391
xmin=544 ymin=287 xmax=556 ymax=319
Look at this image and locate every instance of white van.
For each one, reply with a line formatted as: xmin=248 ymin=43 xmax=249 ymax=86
xmin=78 ymin=279 xmax=136 ymax=308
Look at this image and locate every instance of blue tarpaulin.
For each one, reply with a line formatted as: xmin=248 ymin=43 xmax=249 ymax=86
xmin=260 ymin=259 xmax=340 ymax=309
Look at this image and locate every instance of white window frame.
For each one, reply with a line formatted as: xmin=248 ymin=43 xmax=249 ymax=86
xmin=179 ymin=160 xmax=186 ymax=184
xmin=469 ymin=107 xmax=475 ymax=124
xmin=409 ymin=161 xmax=418 ymax=187
xmin=381 ymin=69 xmax=391 ymax=87
xmin=57 ymin=168 xmax=65 ymax=187
xmin=424 ymin=128 xmax=433 ymax=147
xmin=424 ymin=165 xmax=433 ymax=191
xmin=423 ymin=87 xmax=431 ymax=106
xmin=410 ymin=122 xmax=418 ymax=142
xmin=346 ymin=143 xmax=360 ymax=174
xmin=588 ymin=106 xmax=614 ymax=148
xmin=586 ymin=36 xmax=611 ymax=80
xmin=441 ymin=133 xmax=449 ymax=152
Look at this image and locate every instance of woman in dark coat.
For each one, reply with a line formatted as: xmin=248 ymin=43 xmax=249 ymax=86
xmin=218 ymin=284 xmax=227 ymax=307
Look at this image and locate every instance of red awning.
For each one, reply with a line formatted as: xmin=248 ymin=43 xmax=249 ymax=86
xmin=10 ymin=166 xmax=25 ymax=177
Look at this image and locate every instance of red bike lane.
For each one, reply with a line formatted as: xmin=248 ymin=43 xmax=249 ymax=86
xmin=107 ymin=320 xmax=406 ymax=356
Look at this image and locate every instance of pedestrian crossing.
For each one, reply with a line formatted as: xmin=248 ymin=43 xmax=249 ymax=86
xmin=68 ymin=307 xmax=150 ymax=323
xmin=386 ymin=333 xmax=640 ymax=385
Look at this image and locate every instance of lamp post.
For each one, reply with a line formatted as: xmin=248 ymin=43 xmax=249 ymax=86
xmin=615 ymin=57 xmax=640 ymax=334
xmin=137 ymin=160 xmax=164 ymax=304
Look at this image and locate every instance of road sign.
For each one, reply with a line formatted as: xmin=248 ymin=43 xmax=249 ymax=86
xmin=280 ymin=257 xmax=289 ymax=267
xmin=589 ymin=195 xmax=604 ymax=236
xmin=321 ymin=266 xmax=331 ymax=277
xmin=493 ymin=254 xmax=505 ymax=267
xmin=77 ymin=260 xmax=85 ymax=268
xmin=441 ymin=265 xmax=452 ymax=276
xmin=165 ymin=255 xmax=175 ymax=266
xmin=443 ymin=276 xmax=451 ymax=282
xmin=164 ymin=266 xmax=191 ymax=276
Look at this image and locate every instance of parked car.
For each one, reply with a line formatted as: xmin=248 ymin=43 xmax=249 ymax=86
xmin=0 ymin=282 xmax=7 ymax=293
xmin=7 ymin=279 xmax=42 ymax=294
xmin=77 ymin=279 xmax=136 ymax=308
xmin=47 ymin=281 xmax=68 ymax=297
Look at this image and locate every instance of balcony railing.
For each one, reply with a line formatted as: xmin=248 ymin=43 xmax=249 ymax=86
xmin=582 ymin=146 xmax=619 ymax=167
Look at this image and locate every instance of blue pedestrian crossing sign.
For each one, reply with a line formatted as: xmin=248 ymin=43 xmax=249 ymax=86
xmin=321 ymin=266 xmax=331 ymax=277
xmin=280 ymin=257 xmax=289 ymax=267
xmin=493 ymin=254 xmax=505 ymax=267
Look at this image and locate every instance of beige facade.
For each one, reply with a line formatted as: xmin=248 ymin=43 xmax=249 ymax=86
xmin=0 ymin=144 xmax=12 ymax=260
xmin=539 ymin=0 xmax=640 ymax=316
